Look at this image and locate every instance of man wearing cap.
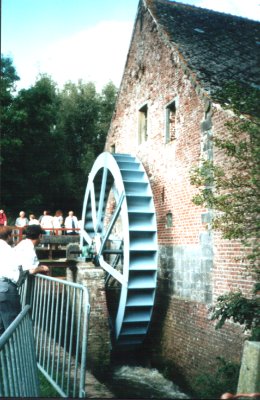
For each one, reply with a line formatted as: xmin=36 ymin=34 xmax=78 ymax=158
xmin=0 ymin=225 xmax=49 ymax=335
xmin=13 ymin=224 xmax=49 ymax=282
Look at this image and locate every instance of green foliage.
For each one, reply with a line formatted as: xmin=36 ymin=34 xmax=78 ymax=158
xmin=193 ymin=357 xmax=240 ymax=399
xmin=190 ymin=82 xmax=260 ymax=274
xmin=55 ymin=80 xmax=117 ymax=211
xmin=210 ymin=286 xmax=260 ymax=340
xmin=0 ymin=54 xmax=20 ymax=106
xmin=191 ymin=82 xmax=260 ymax=339
xmin=214 ymin=81 xmax=260 ymax=117
xmin=1 ymin=73 xmax=67 ymax=214
xmin=0 ymin=55 xmax=117 ymax=217
xmin=0 ymin=56 xmax=21 ymax=163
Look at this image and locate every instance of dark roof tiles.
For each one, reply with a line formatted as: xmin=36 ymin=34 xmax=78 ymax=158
xmin=146 ymin=0 xmax=260 ymax=96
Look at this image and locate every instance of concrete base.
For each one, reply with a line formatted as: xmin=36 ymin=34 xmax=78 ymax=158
xmin=237 ymin=341 xmax=260 ymax=393
xmin=66 ymin=262 xmax=111 ymax=378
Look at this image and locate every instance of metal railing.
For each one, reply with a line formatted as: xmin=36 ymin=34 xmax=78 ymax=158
xmin=11 ymin=226 xmax=80 ymax=243
xmin=21 ymin=274 xmax=90 ymax=398
xmin=0 ymin=305 xmax=39 ymax=397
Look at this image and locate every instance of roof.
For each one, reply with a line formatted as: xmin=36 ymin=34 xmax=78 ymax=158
xmin=144 ymin=0 xmax=260 ymax=97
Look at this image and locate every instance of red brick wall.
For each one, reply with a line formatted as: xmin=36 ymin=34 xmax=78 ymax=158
xmin=105 ymin=3 xmax=255 ymax=388
xmin=213 ymin=233 xmax=255 ymax=300
xmin=148 ymin=294 xmax=246 ymax=390
xmin=210 ymin=108 xmax=255 ymax=300
xmin=106 ymin=5 xmax=205 ymax=247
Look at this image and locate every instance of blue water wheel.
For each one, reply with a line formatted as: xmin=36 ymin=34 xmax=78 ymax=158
xmin=80 ymin=152 xmax=158 ymax=347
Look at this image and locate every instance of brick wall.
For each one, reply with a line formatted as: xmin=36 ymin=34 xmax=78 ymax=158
xmin=146 ymin=291 xmax=246 ymax=391
xmin=105 ymin=2 xmax=255 ymax=388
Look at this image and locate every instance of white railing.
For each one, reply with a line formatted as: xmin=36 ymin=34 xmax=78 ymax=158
xmin=21 ymin=274 xmax=90 ymax=398
xmin=0 ymin=305 xmax=39 ymax=397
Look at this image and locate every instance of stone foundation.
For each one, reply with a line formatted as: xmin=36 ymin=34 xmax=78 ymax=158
xmin=66 ymin=262 xmax=111 ymax=378
xmin=237 ymin=341 xmax=260 ymax=393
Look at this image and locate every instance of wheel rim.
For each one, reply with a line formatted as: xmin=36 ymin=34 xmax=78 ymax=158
xmin=81 ymin=152 xmax=158 ymax=347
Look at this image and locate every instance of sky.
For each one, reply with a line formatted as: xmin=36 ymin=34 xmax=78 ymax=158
xmin=2 ymin=0 xmax=260 ymax=92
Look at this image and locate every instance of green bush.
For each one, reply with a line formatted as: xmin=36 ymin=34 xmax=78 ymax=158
xmin=193 ymin=357 xmax=240 ymax=399
xmin=210 ymin=285 xmax=260 ymax=341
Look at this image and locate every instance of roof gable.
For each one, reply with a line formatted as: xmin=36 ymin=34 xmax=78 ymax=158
xmin=143 ymin=0 xmax=260 ymax=98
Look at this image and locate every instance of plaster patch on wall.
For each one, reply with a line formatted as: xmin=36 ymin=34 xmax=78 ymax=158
xmin=159 ymin=241 xmax=213 ymax=303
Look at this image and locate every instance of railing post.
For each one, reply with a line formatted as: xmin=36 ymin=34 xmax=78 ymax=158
xmin=19 ymin=227 xmax=23 ymax=242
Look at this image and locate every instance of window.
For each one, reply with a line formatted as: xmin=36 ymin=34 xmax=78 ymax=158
xmin=138 ymin=104 xmax=148 ymax=144
xmin=165 ymin=98 xmax=178 ymax=143
xmin=166 ymin=212 xmax=173 ymax=228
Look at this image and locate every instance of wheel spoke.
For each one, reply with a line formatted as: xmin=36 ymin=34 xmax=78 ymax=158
xmin=81 ymin=229 xmax=92 ymax=246
xmin=104 ymin=242 xmax=123 ymax=286
xmin=97 ymin=167 xmax=108 ymax=232
xmin=99 ymin=256 xmax=126 ymax=286
xmin=98 ymin=192 xmax=125 ymax=257
xmin=90 ymin=182 xmax=97 ymax=231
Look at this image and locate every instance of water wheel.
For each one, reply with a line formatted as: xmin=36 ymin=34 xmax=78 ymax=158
xmin=80 ymin=152 xmax=158 ymax=347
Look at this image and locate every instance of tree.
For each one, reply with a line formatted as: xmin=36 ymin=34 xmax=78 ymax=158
xmin=191 ymin=82 xmax=260 ymax=274
xmin=190 ymin=82 xmax=260 ymax=338
xmin=0 ymin=56 xmax=22 ymax=211
xmin=96 ymin=81 xmax=118 ymax=151
xmin=0 ymin=55 xmax=20 ymax=106
xmin=56 ymin=80 xmax=117 ymax=212
xmin=1 ymin=55 xmax=117 ymax=218
xmin=1 ymin=74 xmax=70 ymax=216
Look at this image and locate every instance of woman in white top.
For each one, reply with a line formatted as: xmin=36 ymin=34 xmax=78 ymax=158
xmin=28 ymin=214 xmax=40 ymax=225
xmin=53 ymin=210 xmax=63 ymax=236
xmin=15 ymin=211 xmax=29 ymax=227
xmin=40 ymin=211 xmax=54 ymax=235
xmin=64 ymin=211 xmax=79 ymax=235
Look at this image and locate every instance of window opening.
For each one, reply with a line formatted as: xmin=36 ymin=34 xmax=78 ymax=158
xmin=165 ymin=100 xmax=177 ymax=143
xmin=166 ymin=212 xmax=173 ymax=228
xmin=138 ymin=104 xmax=148 ymax=144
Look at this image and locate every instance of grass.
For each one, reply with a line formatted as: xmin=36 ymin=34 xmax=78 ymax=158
xmin=39 ymin=371 xmax=60 ymax=397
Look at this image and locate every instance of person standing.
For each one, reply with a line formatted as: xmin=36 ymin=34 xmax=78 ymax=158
xmin=40 ymin=210 xmax=54 ymax=236
xmin=15 ymin=210 xmax=29 ymax=243
xmin=0 ymin=226 xmax=19 ymax=335
xmin=28 ymin=214 xmax=40 ymax=225
xmin=13 ymin=225 xmax=49 ymax=275
xmin=15 ymin=211 xmax=29 ymax=228
xmin=0 ymin=210 xmax=7 ymax=226
xmin=53 ymin=210 xmax=63 ymax=236
xmin=64 ymin=211 xmax=79 ymax=235
xmin=38 ymin=210 xmax=47 ymax=224
xmin=0 ymin=225 xmax=49 ymax=335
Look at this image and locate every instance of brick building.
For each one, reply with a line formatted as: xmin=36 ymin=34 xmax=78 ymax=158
xmin=104 ymin=0 xmax=259 ymax=390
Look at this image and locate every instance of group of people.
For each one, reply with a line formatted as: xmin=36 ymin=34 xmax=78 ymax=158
xmin=0 ymin=224 xmax=49 ymax=335
xmin=14 ymin=209 xmax=80 ymax=235
xmin=0 ymin=207 xmax=82 ymax=336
